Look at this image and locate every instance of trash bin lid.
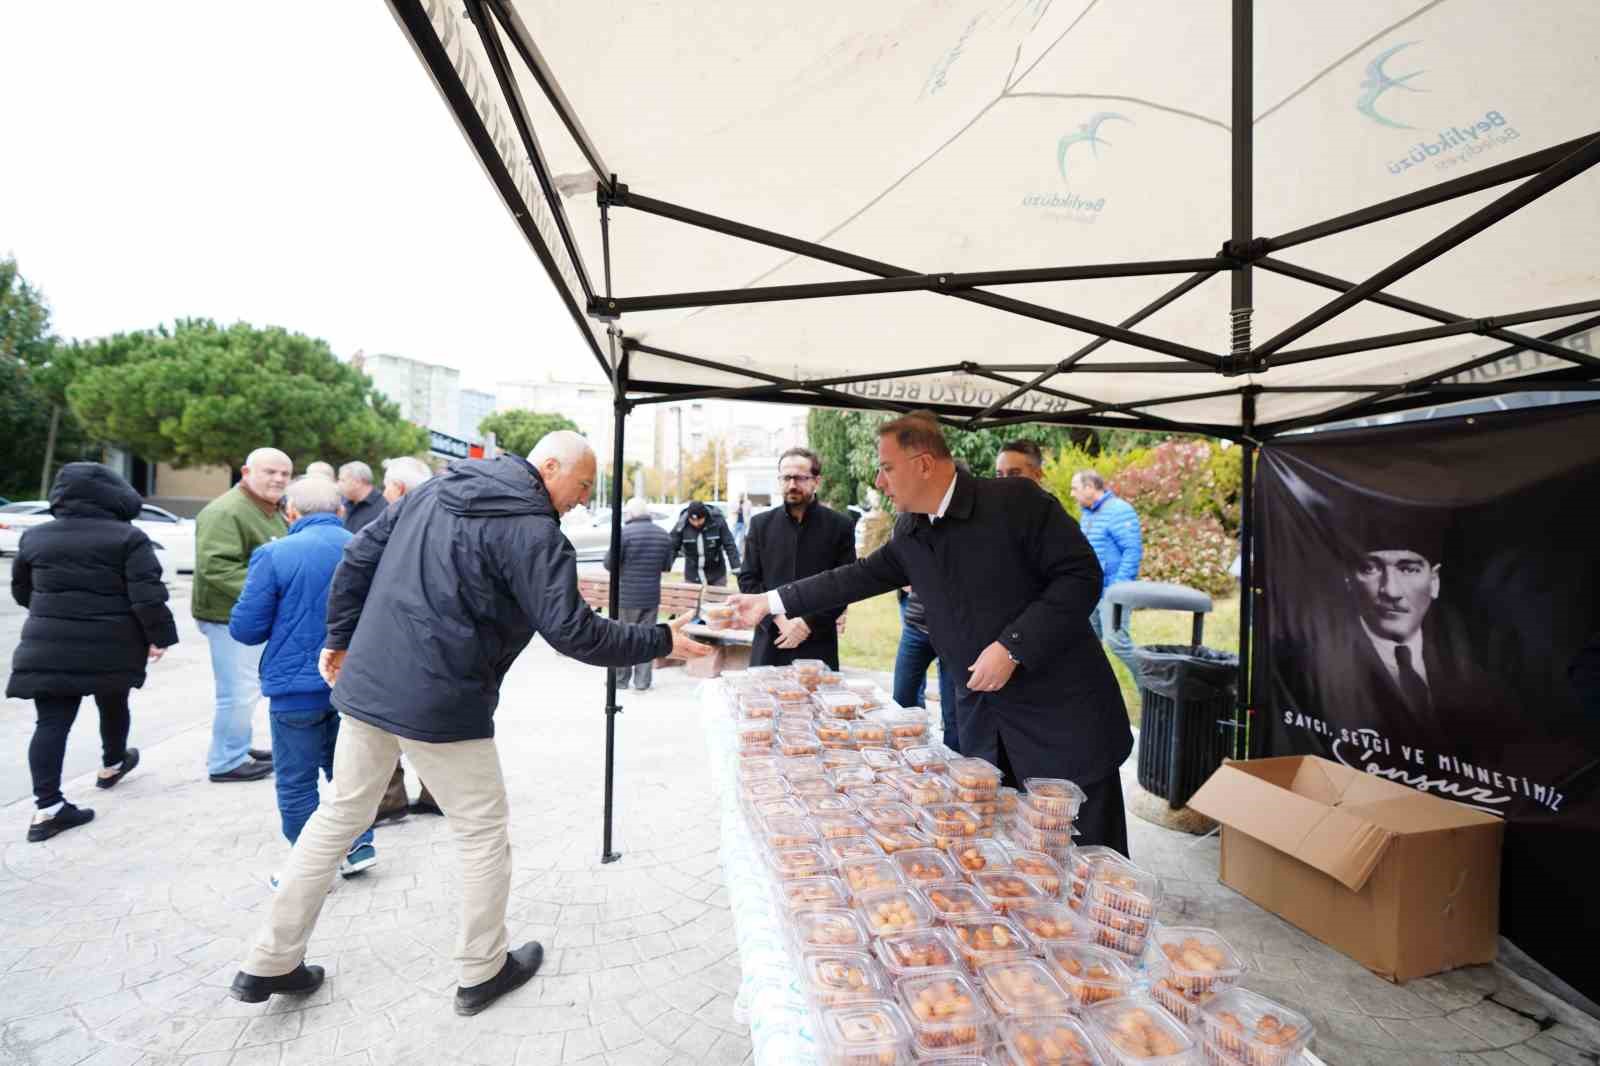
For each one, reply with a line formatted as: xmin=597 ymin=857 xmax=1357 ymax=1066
xmin=1103 ymin=580 xmax=1212 ymax=614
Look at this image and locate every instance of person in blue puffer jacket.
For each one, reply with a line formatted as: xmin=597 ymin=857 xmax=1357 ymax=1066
xmin=1071 ymin=470 xmax=1144 ymax=682
xmin=230 ymin=476 xmax=376 ymax=883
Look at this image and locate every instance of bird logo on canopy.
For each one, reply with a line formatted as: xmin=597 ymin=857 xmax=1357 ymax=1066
xmin=1057 ymin=112 xmax=1130 ymax=181
xmin=1358 ymin=41 xmax=1426 ymax=130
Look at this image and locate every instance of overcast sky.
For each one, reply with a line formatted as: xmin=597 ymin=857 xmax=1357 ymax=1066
xmin=0 ymin=1 xmax=589 ymax=391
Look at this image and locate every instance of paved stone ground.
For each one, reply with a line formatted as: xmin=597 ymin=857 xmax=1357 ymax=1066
xmin=3 ymin=563 xmax=1597 ymax=1065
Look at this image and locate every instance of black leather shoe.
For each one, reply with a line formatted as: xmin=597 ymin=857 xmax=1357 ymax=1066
xmin=96 ymin=748 xmax=140 ymax=790
xmin=27 ymin=802 xmax=94 ymax=843
xmin=454 ymin=941 xmax=543 ymax=1016
xmin=229 ymin=963 xmax=325 ymax=1003
xmin=210 ymin=760 xmax=273 ymax=783
xmin=248 ymin=748 xmax=273 ymax=762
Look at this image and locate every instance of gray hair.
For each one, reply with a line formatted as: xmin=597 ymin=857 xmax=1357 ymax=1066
xmin=382 ymin=456 xmax=433 ymax=493
xmin=244 ymin=447 xmax=292 ymax=471
xmin=305 ymin=461 xmax=336 ymax=480
xmin=284 ymin=476 xmax=343 ymax=516
xmin=528 ymin=430 xmax=592 ymax=471
xmin=1072 ymin=469 xmax=1107 ymax=491
xmin=625 ymin=495 xmax=650 ymax=519
xmin=338 ymin=460 xmax=374 ymax=485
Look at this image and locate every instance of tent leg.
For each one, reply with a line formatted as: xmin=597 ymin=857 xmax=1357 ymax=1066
xmin=600 ymin=189 xmax=626 ymax=865
xmin=1234 ymin=393 xmax=1257 ymax=760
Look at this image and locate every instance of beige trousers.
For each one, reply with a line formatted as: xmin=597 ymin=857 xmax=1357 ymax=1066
xmin=241 ymin=714 xmax=512 ymax=986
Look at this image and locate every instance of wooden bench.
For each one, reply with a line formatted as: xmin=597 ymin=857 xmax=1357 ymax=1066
xmin=578 ymin=577 xmax=752 ymax=677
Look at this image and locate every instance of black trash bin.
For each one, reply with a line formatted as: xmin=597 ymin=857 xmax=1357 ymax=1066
xmin=1133 ymin=644 xmax=1238 ymax=808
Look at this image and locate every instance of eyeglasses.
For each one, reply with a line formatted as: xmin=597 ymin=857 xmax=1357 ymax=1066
xmin=778 ymin=474 xmax=816 ymax=484
xmin=876 ymin=453 xmax=930 ymax=478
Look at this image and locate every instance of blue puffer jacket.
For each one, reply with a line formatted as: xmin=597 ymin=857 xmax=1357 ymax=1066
xmin=1080 ymin=491 xmax=1143 ymax=591
xmin=229 ymin=512 xmax=352 ymax=711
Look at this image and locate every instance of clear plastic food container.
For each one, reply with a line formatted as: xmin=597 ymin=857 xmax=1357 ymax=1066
xmin=970 ymin=871 xmax=1049 ymax=915
xmin=997 ymin=786 xmax=1019 ymax=814
xmin=844 ymin=783 xmax=902 ymax=806
xmin=766 ymin=844 xmax=833 ymax=881
xmin=917 ymin=803 xmax=984 ymax=840
xmin=737 ymin=692 xmax=778 ymax=719
xmin=817 ymin=719 xmax=855 ymax=746
xmin=885 ymin=769 xmax=953 ymax=807
xmin=859 ymin=801 xmax=921 ymax=830
xmin=737 ymin=719 xmax=775 ymax=752
xmin=791 ymin=907 xmax=872 ymax=952
xmin=813 ymin=999 xmax=913 ymax=1066
xmin=821 ymin=748 xmax=867 ymax=770
xmin=761 ymin=815 xmax=821 ymax=851
xmin=891 ymin=847 xmax=963 ymax=886
xmin=947 ymin=836 xmax=1013 ymax=877
xmin=1196 ymin=988 xmax=1313 ymax=1066
xmin=829 ymin=766 xmax=880 ymax=792
xmin=1009 ymin=901 xmax=1095 ymax=951
xmin=790 ymin=776 xmax=837 ymax=798
xmin=1008 ymin=850 xmax=1065 ymax=897
xmin=742 ymin=777 xmax=790 ymax=804
xmin=800 ymin=949 xmax=892 ymax=1008
xmin=1000 ymin=1014 xmax=1105 ymax=1066
xmin=854 ymin=885 xmax=936 ymax=937
xmin=877 ymin=709 xmax=930 ymax=741
xmin=775 ymin=681 xmax=813 ymax=705
xmin=816 ymin=813 xmax=873 ymax=841
xmin=1088 ymin=912 xmax=1151 ymax=959
xmin=977 ymin=958 xmax=1073 ymax=1018
xmin=1007 ymin=819 xmax=1075 ymax=853
xmin=778 ymin=731 xmax=824 ymax=757
xmin=860 ymin=747 xmax=904 ymax=773
xmin=778 ymin=875 xmax=852 ymax=913
xmin=1020 ymin=778 xmax=1086 ymax=818
xmin=894 ymin=969 xmax=996 ymax=1057
xmin=1083 ymin=996 xmax=1196 ymax=1066
xmin=804 ymin=793 xmax=859 ymax=816
xmin=1042 ymin=943 xmax=1136 ymax=1007
xmin=921 ymin=880 xmax=994 ymax=923
xmin=867 ymin=825 xmax=934 ymax=854
xmin=1065 ymin=846 xmax=1128 ymax=883
xmin=851 ymin=719 xmax=890 ymax=748
xmin=779 ymin=755 xmax=826 ymax=778
xmin=794 ymin=658 xmax=828 ymax=680
xmin=838 ymin=856 xmax=905 ymax=897
xmin=947 ymin=757 xmax=1003 ymax=796
xmin=737 ymin=755 xmax=782 ymax=780
xmin=873 ymin=927 xmax=962 ymax=978
xmin=751 ymin=796 xmax=809 ymax=823
xmin=902 ymin=746 xmax=949 ymax=775
xmin=1146 ymin=927 xmax=1245 ymax=1019
xmin=817 ymin=691 xmax=867 ymax=720
xmin=824 ymin=835 xmax=887 ymax=865
xmin=944 ymin=915 xmax=1033 ymax=969
xmin=1086 ymin=870 xmax=1161 ymax=921
xmin=1017 ymin=793 xmax=1078 ymax=832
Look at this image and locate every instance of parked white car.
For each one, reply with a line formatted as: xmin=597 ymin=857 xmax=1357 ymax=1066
xmin=0 ymin=500 xmax=198 ymax=574
xmin=562 ymin=503 xmax=677 ymax=563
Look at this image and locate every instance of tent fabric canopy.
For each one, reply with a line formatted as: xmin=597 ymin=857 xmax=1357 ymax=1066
xmin=390 ymin=0 xmax=1600 ymax=434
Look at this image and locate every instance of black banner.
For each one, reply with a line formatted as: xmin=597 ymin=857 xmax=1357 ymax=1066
xmin=1255 ymin=402 xmax=1600 ymax=1001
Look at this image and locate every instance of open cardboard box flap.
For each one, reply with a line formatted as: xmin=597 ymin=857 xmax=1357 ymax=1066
xmin=1188 ymin=758 xmax=1396 ymax=892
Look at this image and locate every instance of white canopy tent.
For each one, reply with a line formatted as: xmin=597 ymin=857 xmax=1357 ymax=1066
xmin=383 ymin=0 xmax=1600 ymax=857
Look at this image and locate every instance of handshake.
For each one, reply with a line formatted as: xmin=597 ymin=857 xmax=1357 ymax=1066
xmin=720 ymin=593 xmax=806 ymax=650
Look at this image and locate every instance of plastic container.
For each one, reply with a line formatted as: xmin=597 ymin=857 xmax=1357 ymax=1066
xmin=854 ymin=885 xmax=936 ymax=937
xmin=751 ymin=796 xmax=809 ymax=824
xmin=997 ymin=786 xmax=1019 ymax=814
xmin=803 ymin=793 xmax=859 ymax=817
xmin=885 ymin=769 xmax=953 ymax=806
xmin=766 ymin=844 xmax=833 ymax=881
xmin=1145 ymin=927 xmax=1246 ymax=1022
xmin=894 ymin=969 xmax=996 ymax=1057
xmin=843 ymin=783 xmax=902 ymax=806
xmin=821 ymin=748 xmax=867 ymax=770
xmin=1008 ymin=851 xmax=1066 ymax=897
xmin=944 ymin=915 xmax=1034 ymax=970
xmin=1017 ymin=793 xmax=1078 ymax=832
xmin=1008 ymin=820 xmax=1075 ymax=854
xmin=947 ymin=837 xmax=1013 ymax=877
xmin=1083 ymin=996 xmax=1196 ymax=1065
xmin=859 ymin=801 xmax=920 ymax=830
xmin=1087 ymin=913 xmax=1151 ymax=959
xmin=970 ymin=871 xmax=1050 ymax=915
xmin=817 ymin=691 xmax=867 ymax=720
xmin=868 ymin=825 xmax=934 ymax=854
xmin=838 ymin=856 xmax=905 ymax=897
xmin=793 ymin=658 xmax=828 ymax=681
xmin=819 ymin=669 xmax=845 ymax=688
xmin=1009 ymin=902 xmax=1095 ymax=951
xmin=829 ymin=767 xmax=880 ymax=792
xmin=873 ymin=928 xmax=963 ymax=978
xmin=1000 ymin=1015 xmax=1105 ymax=1066
xmin=824 ymin=836 xmax=886 ymax=865
xmin=1041 ymin=944 xmax=1136 ymax=1007
xmin=1085 ymin=901 xmax=1153 ymax=943
xmin=977 ymin=958 xmax=1074 ymax=1018
xmin=917 ymin=803 xmax=984 ymax=840
xmin=737 ymin=719 xmax=775 ymax=753
xmin=948 ymin=757 xmax=1004 ymax=793
xmin=1196 ymin=988 xmax=1313 ymax=1066
xmin=817 ymin=719 xmax=855 ymax=746
xmin=761 ymin=815 xmax=821 ymax=851
xmin=1086 ymin=870 xmax=1161 ymax=921
xmin=774 ymin=681 xmax=813 ymax=705
xmin=778 ymin=731 xmax=824 ymax=757
xmin=921 ymin=881 xmax=994 ymax=923
xmin=737 ymin=756 xmax=782 ymax=781
xmin=779 ymin=875 xmax=853 ymax=913
xmin=813 ymin=999 xmax=913 ymax=1066
xmin=891 ymin=847 xmax=963 ymax=886
xmin=877 ymin=709 xmax=930 ymax=742
xmin=779 ymin=755 xmax=826 ymax=778
xmin=1065 ymin=846 xmax=1128 ymax=884
xmin=737 ymin=692 xmax=778 ymax=719
xmin=1066 ymin=877 xmax=1088 ymax=909
xmin=792 ymin=908 xmax=872 ymax=953
xmin=816 ymin=813 xmax=872 ymax=841
xmin=800 ymin=949 xmax=893 ymax=1009
xmin=741 ymin=777 xmax=790 ymax=805
xmin=790 ymin=776 xmax=837 ymax=798
xmin=902 ymin=746 xmax=949 ymax=775
xmin=851 ymin=718 xmax=890 ymax=749
xmin=860 ymin=747 xmax=904 ymax=773
xmin=1021 ymin=778 xmax=1086 ymax=818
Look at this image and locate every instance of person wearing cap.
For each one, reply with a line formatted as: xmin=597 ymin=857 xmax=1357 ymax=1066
xmin=671 ymin=499 xmax=741 ymax=587
xmin=337 ymin=461 xmax=385 ymax=534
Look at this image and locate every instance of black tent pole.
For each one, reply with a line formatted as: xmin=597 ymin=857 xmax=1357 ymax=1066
xmin=1228 ymin=0 xmax=1254 ymax=372
xmin=600 ymin=182 xmax=624 ymax=865
xmin=1235 ymin=391 xmax=1258 ymax=760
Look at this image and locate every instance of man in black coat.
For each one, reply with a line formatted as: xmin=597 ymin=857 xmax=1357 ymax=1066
xmin=738 ymin=448 xmax=857 ymax=669
xmin=604 ymin=496 xmax=676 ymax=691
xmin=336 ymin=461 xmax=385 ymax=534
xmin=231 ymin=431 xmax=708 ymax=1016
xmin=670 ymin=501 xmax=740 ymax=586
xmin=727 ymin=414 xmax=1132 ymax=854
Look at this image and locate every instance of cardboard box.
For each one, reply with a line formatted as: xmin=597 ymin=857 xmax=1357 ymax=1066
xmin=1187 ymin=756 xmax=1504 ymax=983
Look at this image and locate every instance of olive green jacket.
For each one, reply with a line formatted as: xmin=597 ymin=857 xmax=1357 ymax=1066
xmin=192 ymin=486 xmax=287 ymax=623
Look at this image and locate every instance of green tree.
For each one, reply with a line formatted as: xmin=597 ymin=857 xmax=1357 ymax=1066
xmin=477 ymin=409 xmax=579 ymax=457
xmin=66 ymin=319 xmax=427 ymax=472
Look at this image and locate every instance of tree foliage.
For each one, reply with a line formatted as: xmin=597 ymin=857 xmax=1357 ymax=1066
xmin=67 ymin=319 xmax=427 ymax=472
xmin=477 ymin=408 xmax=579 ymax=458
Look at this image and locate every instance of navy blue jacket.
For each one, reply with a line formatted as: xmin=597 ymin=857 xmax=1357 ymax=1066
xmin=230 ymin=512 xmax=352 ymax=712
xmin=324 ymin=455 xmax=671 ymax=743
xmin=604 ymin=514 xmax=675 ymax=611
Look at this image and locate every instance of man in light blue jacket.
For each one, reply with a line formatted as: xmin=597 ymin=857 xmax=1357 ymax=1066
xmin=1072 ymin=470 xmax=1143 ymax=682
xmin=231 ymin=476 xmax=376 ymax=883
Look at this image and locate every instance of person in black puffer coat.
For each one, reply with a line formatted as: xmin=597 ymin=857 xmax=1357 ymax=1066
xmin=7 ymin=463 xmax=179 ymax=842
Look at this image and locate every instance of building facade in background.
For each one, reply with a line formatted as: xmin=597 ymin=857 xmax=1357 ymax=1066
xmin=459 ymin=388 xmax=497 ymax=439
xmin=496 ymin=375 xmax=658 ymax=468
xmin=357 ymin=351 xmax=463 ymax=437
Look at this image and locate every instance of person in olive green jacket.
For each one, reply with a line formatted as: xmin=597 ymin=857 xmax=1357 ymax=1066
xmin=195 ymin=448 xmax=291 ymax=782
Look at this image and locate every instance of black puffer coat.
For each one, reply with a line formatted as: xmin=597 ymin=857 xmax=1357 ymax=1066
xmin=7 ymin=463 xmax=179 ymax=698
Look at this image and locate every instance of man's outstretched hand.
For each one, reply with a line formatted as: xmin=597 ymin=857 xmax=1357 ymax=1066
xmin=725 ymin=592 xmax=772 ymax=629
xmin=668 ymin=612 xmax=713 ymax=659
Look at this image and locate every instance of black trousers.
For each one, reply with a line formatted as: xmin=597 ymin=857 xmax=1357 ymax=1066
xmin=992 ymin=730 xmax=1130 ymax=859
xmin=30 ymin=690 xmax=131 ymax=808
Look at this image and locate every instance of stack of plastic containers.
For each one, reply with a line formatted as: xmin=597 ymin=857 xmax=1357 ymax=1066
xmin=1143 ymin=927 xmax=1246 ymax=1027
xmin=1008 ymin=777 xmax=1087 ymax=860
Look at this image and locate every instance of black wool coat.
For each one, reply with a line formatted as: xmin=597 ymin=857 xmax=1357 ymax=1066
xmin=777 ymin=472 xmax=1132 ymax=785
xmin=7 ymin=463 xmax=178 ymax=699
xmin=739 ymin=500 xmax=857 ymax=668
